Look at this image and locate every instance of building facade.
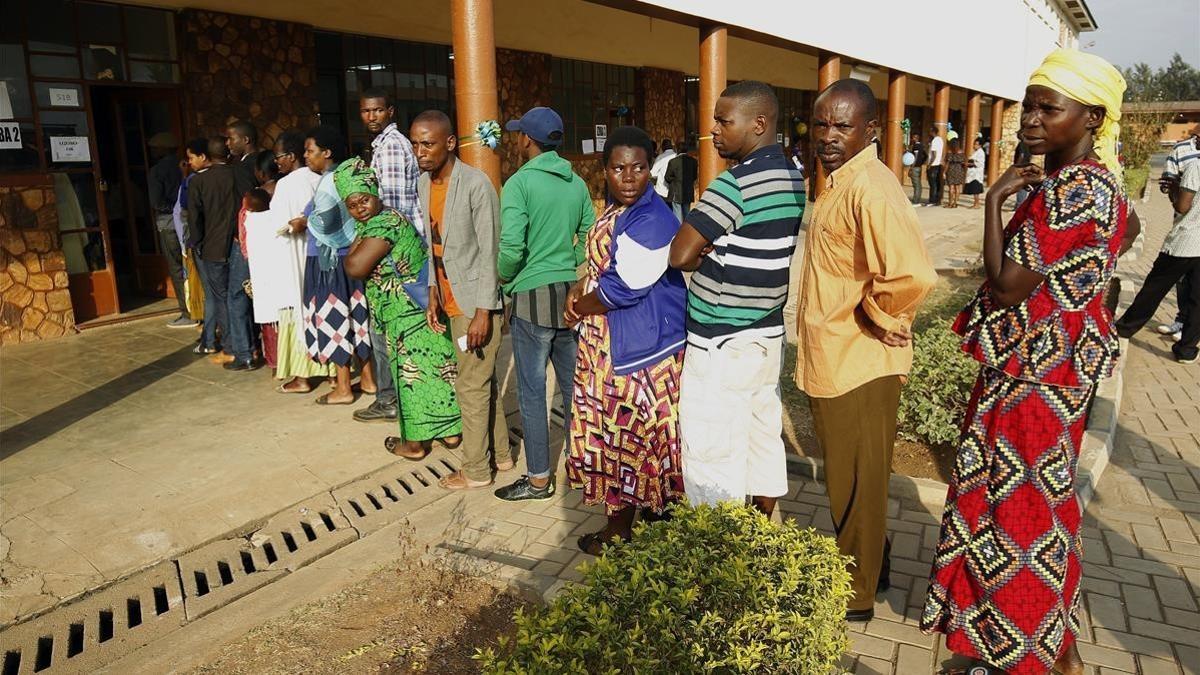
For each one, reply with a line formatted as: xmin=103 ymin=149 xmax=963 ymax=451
xmin=0 ymin=0 xmax=1096 ymax=342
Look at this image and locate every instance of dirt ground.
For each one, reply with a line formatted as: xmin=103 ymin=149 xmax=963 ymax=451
xmin=190 ymin=555 xmax=530 ymax=675
xmin=783 ymin=274 xmax=981 ymax=483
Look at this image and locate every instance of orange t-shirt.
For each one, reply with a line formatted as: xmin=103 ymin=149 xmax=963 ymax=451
xmin=429 ymin=179 xmax=462 ymax=317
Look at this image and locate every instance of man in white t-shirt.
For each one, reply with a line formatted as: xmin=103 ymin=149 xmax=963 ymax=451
xmin=925 ymin=126 xmax=945 ymax=207
xmin=1156 ymin=131 xmax=1199 ymax=338
xmin=650 ymin=138 xmax=676 ymax=200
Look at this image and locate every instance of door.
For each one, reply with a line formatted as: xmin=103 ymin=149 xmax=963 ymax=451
xmin=92 ymin=86 xmax=183 ymax=312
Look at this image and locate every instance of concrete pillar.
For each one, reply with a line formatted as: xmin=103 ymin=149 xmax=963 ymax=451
xmin=698 ymin=23 xmax=727 ymax=192
xmin=451 ymin=0 xmax=501 ymax=190
xmin=933 ymin=82 xmax=951 ymax=145
xmin=813 ymin=51 xmax=841 ymax=201
xmin=988 ymin=99 xmax=1005 ymax=184
xmin=885 ymin=70 xmax=907 ymax=181
xmin=964 ymin=90 xmax=982 ymax=161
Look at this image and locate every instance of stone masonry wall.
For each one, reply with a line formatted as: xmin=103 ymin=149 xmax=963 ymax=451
xmin=637 ymin=67 xmax=686 ymax=151
xmin=179 ymin=10 xmax=317 ymax=150
xmin=0 ymin=179 xmax=74 ymax=345
xmin=496 ymin=48 xmax=553 ymax=184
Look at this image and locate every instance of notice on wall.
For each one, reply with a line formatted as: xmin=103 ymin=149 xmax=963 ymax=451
xmin=0 ymin=122 xmax=21 ymax=149
xmin=48 ymin=87 xmax=80 ymax=107
xmin=581 ymin=139 xmax=595 ymax=155
xmin=50 ymin=136 xmax=91 ymax=162
xmin=594 ymin=124 xmax=608 ymax=139
xmin=0 ymin=86 xmax=13 ymax=119
xmin=595 ymin=138 xmax=606 ymax=152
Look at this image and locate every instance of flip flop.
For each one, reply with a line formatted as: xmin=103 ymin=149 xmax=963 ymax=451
xmin=438 ymin=471 xmax=493 ymax=490
xmin=314 ymin=393 xmax=353 ymax=406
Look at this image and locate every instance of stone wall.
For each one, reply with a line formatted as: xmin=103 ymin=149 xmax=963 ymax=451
xmin=994 ymin=101 xmax=1022 ymax=178
xmin=496 ymin=48 xmax=553 ymax=183
xmin=179 ymin=10 xmax=318 ymax=150
xmin=637 ymin=67 xmax=686 ymax=151
xmin=0 ymin=179 xmax=74 ymax=345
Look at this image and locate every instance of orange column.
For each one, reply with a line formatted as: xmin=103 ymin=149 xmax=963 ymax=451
xmin=451 ymin=0 xmax=501 ymax=190
xmin=964 ymin=91 xmax=981 ymax=159
xmin=698 ymin=24 xmax=727 ymax=192
xmin=813 ymin=51 xmax=841 ymax=201
xmin=933 ymin=82 xmax=951 ymax=147
xmin=885 ymin=70 xmax=907 ymax=181
xmin=988 ymin=99 xmax=1005 ymax=184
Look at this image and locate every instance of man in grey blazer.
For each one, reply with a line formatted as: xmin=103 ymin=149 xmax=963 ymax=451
xmin=411 ymin=110 xmax=512 ymax=489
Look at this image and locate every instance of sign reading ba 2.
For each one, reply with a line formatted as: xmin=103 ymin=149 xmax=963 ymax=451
xmin=0 ymin=122 xmax=21 ymax=150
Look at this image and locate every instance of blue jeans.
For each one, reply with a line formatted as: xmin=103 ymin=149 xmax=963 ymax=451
xmin=509 ymin=316 xmax=577 ymax=479
xmin=198 ymin=241 xmax=253 ymax=362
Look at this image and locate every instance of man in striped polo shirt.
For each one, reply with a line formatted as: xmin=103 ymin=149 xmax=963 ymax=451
xmin=669 ymin=80 xmax=806 ymax=515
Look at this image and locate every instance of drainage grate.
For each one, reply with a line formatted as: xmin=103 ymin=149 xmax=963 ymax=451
xmin=331 ymin=452 xmax=462 ymax=536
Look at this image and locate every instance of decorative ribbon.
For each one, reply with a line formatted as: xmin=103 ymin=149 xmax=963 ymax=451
xmin=458 ymin=120 xmax=502 ymax=149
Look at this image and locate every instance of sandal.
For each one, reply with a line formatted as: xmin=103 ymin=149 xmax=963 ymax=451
xmin=438 ymin=470 xmax=492 ymax=490
xmin=577 ymin=530 xmax=630 ymax=556
xmin=315 ymin=393 xmax=353 ymax=406
xmin=440 ymin=435 xmax=462 ymax=449
xmin=384 ymin=436 xmax=427 ymax=461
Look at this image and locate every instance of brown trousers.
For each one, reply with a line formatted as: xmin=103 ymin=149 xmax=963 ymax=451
xmin=809 ymin=375 xmax=902 ymax=611
xmin=449 ymin=313 xmax=511 ymax=481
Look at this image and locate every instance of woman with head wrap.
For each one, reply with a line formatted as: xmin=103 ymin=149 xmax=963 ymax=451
xmin=337 ymin=158 xmax=462 ymax=459
xmin=920 ymin=49 xmax=1139 ymax=675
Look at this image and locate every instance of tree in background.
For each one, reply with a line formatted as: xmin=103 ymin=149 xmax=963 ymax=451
xmin=1118 ymin=53 xmax=1198 ymax=197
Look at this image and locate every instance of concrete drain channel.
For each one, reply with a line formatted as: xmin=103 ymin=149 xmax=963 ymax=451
xmin=0 ymin=453 xmax=461 ymax=673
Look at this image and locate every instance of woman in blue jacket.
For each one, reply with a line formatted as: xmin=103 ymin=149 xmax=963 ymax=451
xmin=563 ymin=126 xmax=688 ymax=555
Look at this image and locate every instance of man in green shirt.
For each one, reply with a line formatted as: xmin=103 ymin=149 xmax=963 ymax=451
xmin=495 ymin=107 xmax=595 ymax=502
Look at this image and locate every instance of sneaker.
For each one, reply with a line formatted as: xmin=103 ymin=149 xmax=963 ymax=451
xmin=166 ymin=316 xmax=198 ymax=329
xmin=222 ymin=359 xmax=261 ymax=371
xmin=494 ymin=475 xmax=555 ymax=502
xmin=353 ymin=399 xmax=398 ymax=423
xmin=1157 ymin=321 xmax=1184 ymax=339
xmin=1177 ymin=352 xmax=1199 ymax=364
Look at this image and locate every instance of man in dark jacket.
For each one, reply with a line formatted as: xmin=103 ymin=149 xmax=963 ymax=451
xmin=186 ymin=136 xmax=256 ymax=370
xmin=148 ymin=132 xmax=193 ymax=328
xmin=907 ymin=132 xmax=927 ymax=205
xmin=225 ymin=120 xmax=261 ymax=198
xmin=664 ymin=142 xmax=698 ymax=222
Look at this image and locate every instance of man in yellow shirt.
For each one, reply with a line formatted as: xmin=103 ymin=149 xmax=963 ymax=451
xmin=797 ymin=79 xmax=937 ymax=622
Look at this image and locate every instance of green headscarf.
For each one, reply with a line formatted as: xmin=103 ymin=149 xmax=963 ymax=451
xmin=332 ymin=157 xmax=379 ymax=200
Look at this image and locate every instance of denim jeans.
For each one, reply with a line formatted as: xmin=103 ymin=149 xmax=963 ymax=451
xmin=195 ymin=251 xmax=226 ymax=351
xmin=369 ymin=323 xmax=396 ymax=406
xmin=509 ymin=316 xmax=577 ymax=479
xmin=198 ymin=241 xmax=254 ymax=362
xmin=927 ymin=165 xmax=943 ymax=205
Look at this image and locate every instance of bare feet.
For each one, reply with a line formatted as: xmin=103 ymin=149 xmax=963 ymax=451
xmin=315 ymin=392 xmax=354 ymax=405
xmin=278 ymin=377 xmax=313 ymax=394
xmin=438 ymin=470 xmax=492 ymax=490
xmin=385 ymin=436 xmax=428 ymax=461
xmin=1052 ymin=644 xmax=1084 ymax=675
xmin=494 ymin=456 xmax=515 ymax=472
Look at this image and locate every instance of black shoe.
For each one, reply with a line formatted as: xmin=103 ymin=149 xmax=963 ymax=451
xmin=845 ymin=607 xmax=874 ymax=623
xmin=494 ymin=475 xmax=555 ymax=502
xmin=193 ymin=343 xmax=218 ymax=355
xmin=222 ymin=359 xmax=259 ymax=371
xmin=353 ymin=400 xmax=398 ymax=423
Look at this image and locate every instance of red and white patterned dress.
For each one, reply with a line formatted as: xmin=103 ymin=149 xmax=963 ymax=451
xmin=921 ymin=160 xmax=1127 ymax=674
xmin=566 ymin=204 xmax=685 ymax=516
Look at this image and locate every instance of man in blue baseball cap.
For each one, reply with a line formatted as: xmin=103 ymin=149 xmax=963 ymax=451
xmin=495 ymin=106 xmax=595 ymax=503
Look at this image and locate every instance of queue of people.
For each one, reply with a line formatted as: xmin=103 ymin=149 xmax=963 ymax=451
xmin=151 ymin=44 xmax=1172 ymax=674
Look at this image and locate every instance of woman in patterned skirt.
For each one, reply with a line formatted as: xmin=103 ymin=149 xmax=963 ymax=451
xmin=563 ymin=126 xmax=687 ymax=555
xmin=337 ymin=158 xmax=462 ymax=458
xmin=920 ymin=50 xmax=1138 ymax=675
xmin=290 ymin=126 xmax=376 ymax=405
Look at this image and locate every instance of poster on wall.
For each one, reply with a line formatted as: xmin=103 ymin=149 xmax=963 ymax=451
xmin=594 ymin=124 xmax=607 ymax=139
xmin=0 ymin=87 xmax=13 ymax=119
xmin=48 ymin=87 xmax=80 ymax=107
xmin=50 ymin=136 xmax=91 ymax=162
xmin=581 ymin=139 xmax=595 ymax=154
xmin=0 ymin=122 xmax=21 ymax=149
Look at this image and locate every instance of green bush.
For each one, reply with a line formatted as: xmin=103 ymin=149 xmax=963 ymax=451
xmin=477 ymin=503 xmax=853 ymax=674
xmin=897 ymin=320 xmax=978 ymax=445
xmin=1124 ymin=165 xmax=1149 ymax=201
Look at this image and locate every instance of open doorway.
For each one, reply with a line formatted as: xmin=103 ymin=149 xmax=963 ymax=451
xmin=88 ymin=85 xmax=184 ymax=321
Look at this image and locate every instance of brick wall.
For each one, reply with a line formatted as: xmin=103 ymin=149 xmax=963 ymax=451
xmin=0 ymin=178 xmax=75 ymax=345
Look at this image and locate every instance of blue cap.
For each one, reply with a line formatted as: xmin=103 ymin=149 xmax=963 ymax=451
xmin=505 ymin=107 xmax=564 ymax=146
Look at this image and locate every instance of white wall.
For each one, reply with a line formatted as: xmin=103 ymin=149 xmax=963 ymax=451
xmin=636 ymin=0 xmax=1070 ymax=101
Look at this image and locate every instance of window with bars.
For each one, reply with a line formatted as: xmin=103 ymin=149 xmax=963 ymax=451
xmin=549 ymin=57 xmax=636 ymax=154
xmin=314 ymin=31 xmax=454 ymax=160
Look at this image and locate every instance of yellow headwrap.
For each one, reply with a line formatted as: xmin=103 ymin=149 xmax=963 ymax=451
xmin=1027 ymin=48 xmax=1127 ymax=183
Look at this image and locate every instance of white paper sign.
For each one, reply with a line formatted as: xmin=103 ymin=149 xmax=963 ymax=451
xmin=581 ymin=139 xmax=595 ymax=154
xmin=595 ymin=138 xmax=606 ymax=152
xmin=50 ymin=136 xmax=91 ymax=162
xmin=594 ymin=124 xmax=608 ymax=138
xmin=0 ymin=86 xmax=13 ymax=119
xmin=48 ymin=87 xmax=79 ymax=107
xmin=0 ymin=122 xmax=21 ymax=149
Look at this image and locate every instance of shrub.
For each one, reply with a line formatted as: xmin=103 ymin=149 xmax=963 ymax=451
xmin=477 ymin=503 xmax=853 ymax=674
xmin=897 ymin=320 xmax=978 ymax=445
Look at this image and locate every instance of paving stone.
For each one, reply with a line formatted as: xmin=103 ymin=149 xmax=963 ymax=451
xmin=854 ymin=654 xmax=892 ymax=674
xmin=507 ymin=511 xmax=557 ymax=531
xmin=1090 ymin=627 xmax=1174 ymax=660
xmin=891 ymin=532 xmax=920 ymax=561
xmin=895 ymin=644 xmax=932 ymax=675
xmin=1138 ymin=655 xmax=1183 ymax=675
xmin=864 ymin=618 xmax=935 ymax=648
xmin=1077 ymin=642 xmax=1137 ymax=672
xmin=1086 ymin=593 xmax=1127 ymax=631
xmin=1165 ymin=607 xmax=1200 ymax=630
xmin=847 ymin=632 xmax=895 ymax=660
xmin=1178 ymin=644 xmax=1200 ymax=675
xmin=1129 ymin=617 xmax=1200 ymax=644
xmin=1111 ymin=554 xmax=1180 ymax=577
xmin=1154 ymin=575 xmax=1199 ymax=611
xmin=1133 ymin=523 xmax=1169 ymax=551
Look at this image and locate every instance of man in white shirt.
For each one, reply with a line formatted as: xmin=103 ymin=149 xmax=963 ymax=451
xmin=650 ymin=138 xmax=676 ymax=200
xmin=1117 ymin=160 xmax=1200 ymax=363
xmin=1156 ymin=130 xmax=1199 ymax=337
xmin=925 ymin=126 xmax=945 ymax=207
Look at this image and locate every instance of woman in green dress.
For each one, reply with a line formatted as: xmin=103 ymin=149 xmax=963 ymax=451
xmin=335 ymin=158 xmax=463 ymax=458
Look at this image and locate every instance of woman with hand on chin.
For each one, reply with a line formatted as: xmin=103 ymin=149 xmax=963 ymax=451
xmin=920 ymin=50 xmax=1139 ymax=675
xmin=563 ymin=126 xmax=687 ymax=555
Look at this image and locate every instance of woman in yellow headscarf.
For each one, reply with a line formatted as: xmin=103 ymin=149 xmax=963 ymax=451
xmin=919 ymin=49 xmax=1140 ymax=675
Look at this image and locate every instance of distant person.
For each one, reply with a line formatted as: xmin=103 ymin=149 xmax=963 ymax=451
xmin=964 ymin=137 xmax=986 ymax=208
xmin=225 ymin=120 xmax=261 ymax=197
xmin=186 ymin=136 xmax=256 ymax=370
xmin=907 ymin=131 xmax=927 ymax=205
xmin=1116 ymin=157 xmax=1200 ymax=363
xmin=1156 ymin=128 xmax=1199 ymax=339
xmin=668 ymin=81 xmax=805 ymax=515
xmin=942 ymin=137 xmax=966 ymax=208
xmin=649 ymin=138 xmax=675 ymax=200
xmin=800 ymin=80 xmax=935 ymax=622
xmin=664 ymin=141 xmax=699 ymax=222
xmin=493 ymin=107 xmax=595 ymax=503
xmin=925 ymin=126 xmax=945 ymax=206
xmin=148 ymin=132 xmax=193 ymax=328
